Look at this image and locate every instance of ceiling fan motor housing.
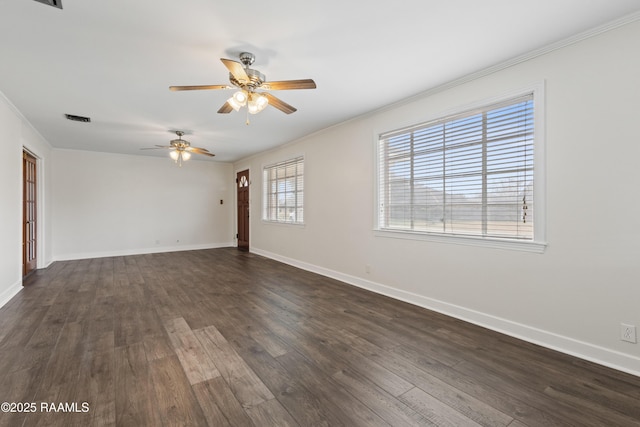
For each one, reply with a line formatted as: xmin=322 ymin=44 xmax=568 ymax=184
xmin=239 ymin=52 xmax=255 ymax=66
xmin=170 ymin=131 xmax=189 ymax=149
xmin=230 ymin=68 xmax=265 ymax=89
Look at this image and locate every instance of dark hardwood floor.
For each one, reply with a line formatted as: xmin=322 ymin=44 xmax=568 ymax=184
xmin=0 ymin=248 xmax=639 ymax=426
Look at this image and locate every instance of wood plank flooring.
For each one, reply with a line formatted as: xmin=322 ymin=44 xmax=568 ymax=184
xmin=0 ymin=248 xmax=639 ymax=426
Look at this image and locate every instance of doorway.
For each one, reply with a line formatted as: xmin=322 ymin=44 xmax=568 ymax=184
xmin=237 ymin=169 xmax=250 ymax=251
xmin=23 ymin=150 xmax=37 ymax=278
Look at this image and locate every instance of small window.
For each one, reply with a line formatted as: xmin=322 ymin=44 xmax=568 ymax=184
xmin=263 ymin=156 xmax=304 ymax=224
xmin=378 ymin=92 xmax=540 ymax=244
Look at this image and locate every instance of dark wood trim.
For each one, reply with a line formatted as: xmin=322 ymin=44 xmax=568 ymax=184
xmin=236 ymin=169 xmax=250 ymax=251
xmin=22 ymin=150 xmax=37 ymax=279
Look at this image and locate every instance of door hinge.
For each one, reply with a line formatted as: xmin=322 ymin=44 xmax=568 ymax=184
xmin=236 ymin=233 xmax=239 ymax=239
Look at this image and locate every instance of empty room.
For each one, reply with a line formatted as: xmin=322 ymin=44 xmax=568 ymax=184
xmin=1 ymin=1 xmax=640 ymax=426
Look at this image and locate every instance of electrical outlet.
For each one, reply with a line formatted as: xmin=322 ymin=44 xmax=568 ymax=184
xmin=621 ymin=324 xmax=637 ymax=343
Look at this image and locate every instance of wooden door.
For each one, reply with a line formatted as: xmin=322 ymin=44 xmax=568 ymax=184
xmin=23 ymin=151 xmax=37 ymax=278
xmin=237 ymin=170 xmax=250 ymax=251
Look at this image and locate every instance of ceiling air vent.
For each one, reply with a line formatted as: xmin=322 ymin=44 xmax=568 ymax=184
xmin=33 ymin=0 xmax=62 ymax=9
xmin=65 ymin=114 xmax=91 ymax=123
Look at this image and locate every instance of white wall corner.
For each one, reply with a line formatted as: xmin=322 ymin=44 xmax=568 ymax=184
xmin=0 ymin=280 xmax=22 ymax=309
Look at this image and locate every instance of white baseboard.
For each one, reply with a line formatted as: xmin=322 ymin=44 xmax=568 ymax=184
xmin=53 ymin=242 xmax=235 ymax=262
xmin=251 ymin=247 xmax=640 ymax=378
xmin=40 ymin=259 xmax=55 ymax=269
xmin=0 ymin=280 xmax=22 ymax=309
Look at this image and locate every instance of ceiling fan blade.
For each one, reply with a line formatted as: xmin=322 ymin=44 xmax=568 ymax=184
xmin=189 ymin=148 xmax=215 ymax=157
xmin=140 ymin=145 xmax=172 ymax=150
xmin=220 ymin=58 xmax=249 ymax=85
xmin=217 ymin=101 xmax=234 ymax=114
xmin=169 ymin=84 xmax=231 ymax=91
xmin=259 ymin=79 xmax=317 ymax=90
xmin=186 ymin=146 xmax=210 ymax=153
xmin=263 ymin=93 xmax=297 ymax=114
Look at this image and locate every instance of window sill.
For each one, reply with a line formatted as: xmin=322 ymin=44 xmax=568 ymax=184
xmin=374 ymin=229 xmax=546 ymax=253
xmin=262 ymin=220 xmax=306 ymax=228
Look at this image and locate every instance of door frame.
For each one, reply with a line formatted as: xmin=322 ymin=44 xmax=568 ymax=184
xmin=22 ymin=147 xmax=45 ymax=273
xmin=235 ymin=166 xmax=252 ymax=251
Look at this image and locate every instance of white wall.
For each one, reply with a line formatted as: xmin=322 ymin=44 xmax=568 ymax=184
xmin=0 ymin=92 xmax=53 ymax=306
xmin=52 ymin=149 xmax=234 ymax=260
xmin=237 ymin=19 xmax=640 ymax=375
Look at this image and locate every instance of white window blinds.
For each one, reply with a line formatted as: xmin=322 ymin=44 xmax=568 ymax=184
xmin=263 ymin=156 xmax=304 ymax=224
xmin=378 ymin=94 xmax=534 ymax=240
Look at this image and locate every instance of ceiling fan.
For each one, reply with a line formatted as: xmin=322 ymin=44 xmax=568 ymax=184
xmin=169 ymin=52 xmax=316 ymax=122
xmin=141 ymin=131 xmax=214 ymax=166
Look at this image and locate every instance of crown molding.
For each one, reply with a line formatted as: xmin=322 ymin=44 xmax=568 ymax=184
xmin=0 ymin=89 xmax=53 ymax=149
xmin=375 ymin=10 xmax=640 ymax=115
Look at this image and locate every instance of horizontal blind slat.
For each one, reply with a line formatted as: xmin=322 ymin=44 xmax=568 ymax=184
xmin=379 ymin=95 xmax=534 ymax=240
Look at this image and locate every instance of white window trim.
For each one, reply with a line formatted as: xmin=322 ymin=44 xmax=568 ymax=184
xmin=260 ymin=219 xmax=307 ymax=228
xmin=262 ymin=155 xmax=305 ymax=225
xmin=374 ymin=82 xmax=547 ymax=253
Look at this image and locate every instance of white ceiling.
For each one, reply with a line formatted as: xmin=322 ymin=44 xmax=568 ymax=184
xmin=2 ymin=1 xmax=640 ymax=163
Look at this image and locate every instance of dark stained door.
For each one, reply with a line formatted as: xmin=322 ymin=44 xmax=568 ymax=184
xmin=23 ymin=151 xmax=37 ymax=278
xmin=237 ymin=170 xmax=250 ymax=251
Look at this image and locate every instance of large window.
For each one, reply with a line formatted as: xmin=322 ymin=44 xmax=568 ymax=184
xmin=378 ymin=93 xmax=538 ymax=243
xmin=263 ymin=156 xmax=304 ymax=224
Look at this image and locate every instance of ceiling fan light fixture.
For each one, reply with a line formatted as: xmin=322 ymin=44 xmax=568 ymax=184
xmin=226 ymin=97 xmax=241 ymax=112
xmin=256 ymin=93 xmax=269 ymax=109
xmin=170 ymin=149 xmax=190 ymax=167
xmin=228 ymin=90 xmax=248 ymax=111
xmin=247 ymin=93 xmax=268 ymax=114
xmin=233 ymin=90 xmax=248 ymax=104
